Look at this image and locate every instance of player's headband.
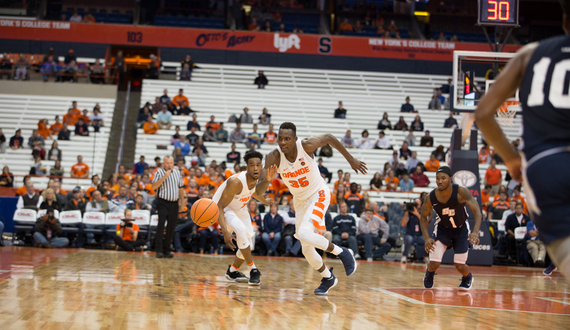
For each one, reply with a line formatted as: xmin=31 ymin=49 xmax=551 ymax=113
xmin=436 ymin=166 xmax=452 ymax=177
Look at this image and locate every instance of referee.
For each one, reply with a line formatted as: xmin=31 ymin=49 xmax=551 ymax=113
xmin=151 ymin=155 xmax=184 ymax=258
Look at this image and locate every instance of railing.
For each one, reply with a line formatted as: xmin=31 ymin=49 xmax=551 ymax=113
xmin=115 ymin=81 xmax=132 ymax=174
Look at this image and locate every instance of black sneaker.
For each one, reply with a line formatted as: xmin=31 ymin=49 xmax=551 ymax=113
xmin=314 ymin=267 xmax=338 ymax=295
xmin=543 ymin=264 xmax=557 ymax=276
xmin=337 ymin=247 xmax=357 ymax=276
xmin=225 ymin=265 xmax=248 ymax=283
xmin=249 ymin=268 xmax=261 ymax=286
xmin=424 ymin=269 xmax=435 ymax=289
xmin=458 ymin=273 xmax=473 ymax=291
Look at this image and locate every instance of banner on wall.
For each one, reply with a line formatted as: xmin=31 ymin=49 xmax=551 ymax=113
xmin=0 ymin=19 xmax=521 ymax=61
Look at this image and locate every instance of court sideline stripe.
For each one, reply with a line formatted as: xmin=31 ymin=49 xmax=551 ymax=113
xmin=371 ymin=288 xmax=570 ymax=315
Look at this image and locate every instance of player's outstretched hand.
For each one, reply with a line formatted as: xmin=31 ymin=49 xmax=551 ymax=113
xmin=265 ymin=197 xmax=275 ymax=206
xmin=424 ymin=238 xmax=436 ymax=254
xmin=349 ymin=157 xmax=368 ymax=175
xmin=505 ymin=155 xmax=522 ymax=183
xmin=222 ymin=229 xmax=236 ymax=251
xmin=267 ymin=164 xmax=278 ymax=181
xmin=468 ymin=233 xmax=480 ymax=246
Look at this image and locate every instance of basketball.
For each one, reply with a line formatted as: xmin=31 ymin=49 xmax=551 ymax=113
xmin=190 ymin=198 xmax=219 ymax=227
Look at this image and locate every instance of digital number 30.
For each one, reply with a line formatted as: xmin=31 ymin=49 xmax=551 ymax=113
xmin=487 ymin=1 xmax=510 ymax=21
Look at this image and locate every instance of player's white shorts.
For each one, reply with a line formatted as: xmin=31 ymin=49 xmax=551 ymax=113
xmin=293 ymin=184 xmax=331 ymax=239
xmin=225 ymin=208 xmax=254 ymax=250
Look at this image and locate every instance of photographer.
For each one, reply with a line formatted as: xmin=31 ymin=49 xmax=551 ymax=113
xmin=114 ymin=209 xmax=145 ymax=251
xmin=400 ymin=198 xmax=425 ymax=263
xmin=33 ymin=209 xmax=69 ymax=248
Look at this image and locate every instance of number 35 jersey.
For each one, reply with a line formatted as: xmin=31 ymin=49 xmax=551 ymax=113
xmin=519 ymin=35 xmax=570 ymax=160
xmin=429 ymin=184 xmax=469 ymax=229
xmin=278 ymin=138 xmax=327 ymax=202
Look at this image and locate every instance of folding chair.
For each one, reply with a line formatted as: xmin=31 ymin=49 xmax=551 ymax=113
xmin=83 ymin=212 xmax=106 ymax=249
xmin=12 ymin=209 xmax=37 ymax=245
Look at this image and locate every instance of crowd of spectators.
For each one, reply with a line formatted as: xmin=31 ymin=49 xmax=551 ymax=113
xmin=0 ymin=49 xmax=111 ymax=84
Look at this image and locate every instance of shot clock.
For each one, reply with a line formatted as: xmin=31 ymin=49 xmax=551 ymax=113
xmin=478 ymin=0 xmax=519 ymax=26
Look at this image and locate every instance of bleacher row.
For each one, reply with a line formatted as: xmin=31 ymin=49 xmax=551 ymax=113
xmin=136 ymin=63 xmax=522 ymax=204
xmin=61 ymin=9 xmax=133 ymax=24
xmin=0 ymin=94 xmax=115 ymax=191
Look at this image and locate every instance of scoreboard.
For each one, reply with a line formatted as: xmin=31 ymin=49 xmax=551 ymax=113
xmin=478 ymin=0 xmax=519 ymax=26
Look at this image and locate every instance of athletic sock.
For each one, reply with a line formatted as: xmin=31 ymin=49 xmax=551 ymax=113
xmin=331 ymin=245 xmax=343 ymax=256
xmin=320 ymin=267 xmax=332 ymax=279
xmin=230 ymin=264 xmax=238 ymax=272
xmin=247 ymin=261 xmax=257 ymax=269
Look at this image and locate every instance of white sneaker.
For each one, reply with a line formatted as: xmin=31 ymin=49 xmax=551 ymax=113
xmin=401 ymin=256 xmax=407 ymax=263
xmin=354 ymin=254 xmax=361 ymax=260
xmin=367 ymin=258 xmax=373 ymax=262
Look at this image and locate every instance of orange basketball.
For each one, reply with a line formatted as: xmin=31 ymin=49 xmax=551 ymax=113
xmin=190 ymin=198 xmax=219 ymax=227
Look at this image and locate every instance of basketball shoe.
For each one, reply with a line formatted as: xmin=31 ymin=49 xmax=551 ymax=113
xmin=249 ymin=268 xmax=261 ymax=286
xmin=338 ymin=247 xmax=357 ymax=276
xmin=225 ymin=265 xmax=248 ymax=283
xmin=424 ymin=269 xmax=435 ymax=289
xmin=543 ymin=264 xmax=557 ymax=276
xmin=314 ymin=268 xmax=338 ymax=295
xmin=459 ymin=273 xmax=473 ymax=290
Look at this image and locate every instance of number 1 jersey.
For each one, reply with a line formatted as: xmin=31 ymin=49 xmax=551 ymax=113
xmin=278 ymin=139 xmax=327 ymax=202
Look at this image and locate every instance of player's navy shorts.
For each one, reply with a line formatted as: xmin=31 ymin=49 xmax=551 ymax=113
xmin=524 ymin=151 xmax=570 ymax=245
xmin=434 ymin=223 xmax=470 ymax=254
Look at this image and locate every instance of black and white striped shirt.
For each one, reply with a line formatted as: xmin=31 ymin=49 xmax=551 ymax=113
xmin=152 ymin=167 xmax=183 ymax=202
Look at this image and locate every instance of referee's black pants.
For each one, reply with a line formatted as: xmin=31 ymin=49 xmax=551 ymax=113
xmin=155 ymin=198 xmax=178 ymax=253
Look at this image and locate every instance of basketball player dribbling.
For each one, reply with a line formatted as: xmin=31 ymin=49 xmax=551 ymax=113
xmin=256 ymin=122 xmax=368 ymax=295
xmin=420 ymin=166 xmax=482 ymax=290
xmin=212 ymin=151 xmax=276 ymax=286
xmin=474 ymin=0 xmax=570 ymax=284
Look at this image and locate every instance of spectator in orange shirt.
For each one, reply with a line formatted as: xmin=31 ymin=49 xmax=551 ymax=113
xmin=339 ymin=18 xmax=353 ymax=32
xmin=141 ymin=174 xmax=156 ymax=196
xmin=511 ymin=185 xmax=528 ymax=214
xmin=481 ymin=184 xmax=492 ymax=213
xmin=205 ymin=115 xmax=220 ymax=131
xmin=71 ymin=155 xmax=90 ymax=178
xmin=177 ymin=159 xmax=190 ymax=177
xmin=63 ymin=108 xmax=78 ymax=126
xmin=264 ymin=124 xmax=277 ymax=144
xmin=15 ymin=176 xmax=32 ymax=196
xmin=143 ymin=116 xmax=159 ymax=134
xmin=484 ymin=159 xmax=502 ymax=195
xmin=384 ymin=170 xmax=399 ymax=191
xmin=478 ymin=143 xmax=493 ymax=164
xmin=333 ymin=169 xmax=344 ymax=192
xmin=82 ymin=12 xmax=96 ymax=23
xmin=70 ymin=101 xmax=81 ymax=117
xmin=248 ymin=17 xmax=260 ymax=30
xmin=116 ymin=164 xmax=131 ymax=182
xmin=172 ymin=89 xmax=189 ymax=107
xmin=37 ymin=119 xmax=52 ymax=139
xmin=50 ymin=116 xmax=63 ymax=135
xmin=424 ymin=154 xmax=440 ymax=172
xmin=81 ymin=110 xmax=91 ymax=125
xmin=85 ymin=174 xmax=100 ymax=199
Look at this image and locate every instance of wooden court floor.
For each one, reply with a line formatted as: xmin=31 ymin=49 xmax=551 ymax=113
xmin=0 ymin=247 xmax=569 ymax=330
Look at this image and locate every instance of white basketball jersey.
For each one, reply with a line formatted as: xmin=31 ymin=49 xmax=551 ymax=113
xmin=278 ymin=138 xmax=327 ymax=201
xmin=212 ymin=171 xmax=255 ymax=212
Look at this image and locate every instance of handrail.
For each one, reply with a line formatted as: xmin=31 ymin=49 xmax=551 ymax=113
xmin=115 ymin=81 xmax=131 ymax=174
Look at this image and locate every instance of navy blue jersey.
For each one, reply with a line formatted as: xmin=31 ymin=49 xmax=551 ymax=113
xmin=519 ymin=35 xmax=570 ymax=159
xmin=429 ymin=184 xmax=469 ymax=229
